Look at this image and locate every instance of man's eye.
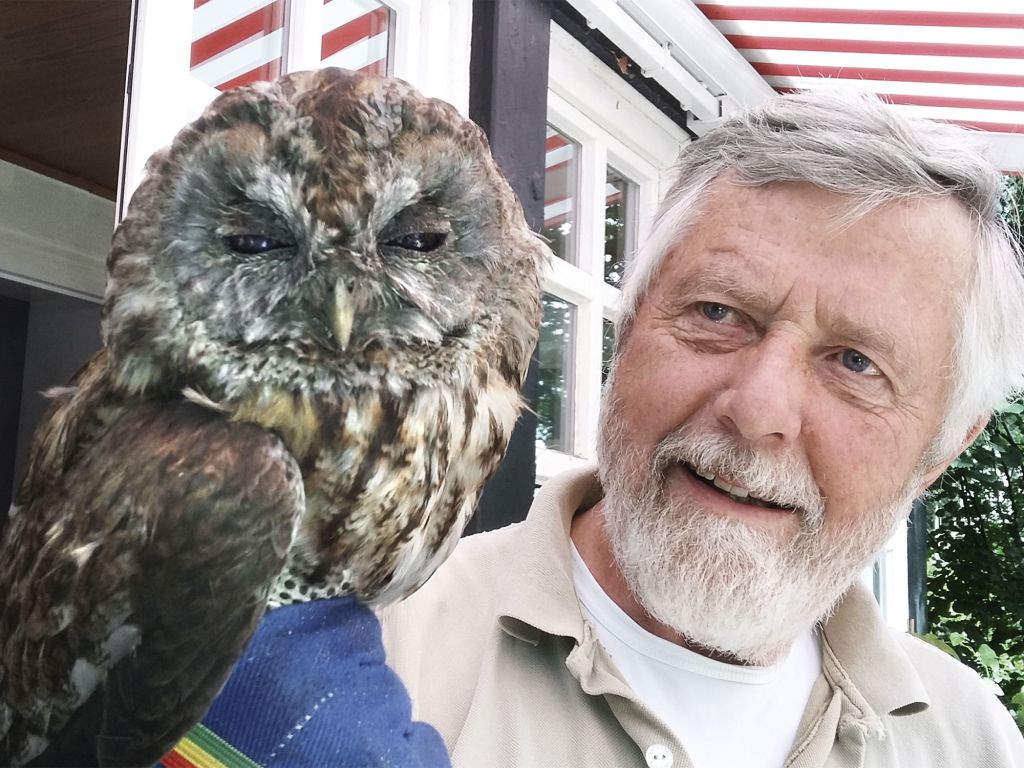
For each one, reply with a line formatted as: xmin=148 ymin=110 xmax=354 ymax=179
xmin=223 ymin=234 xmax=292 ymax=254
xmin=385 ymin=232 xmax=448 ymax=252
xmin=699 ymin=302 xmax=734 ymax=323
xmin=840 ymin=349 xmax=877 ymax=374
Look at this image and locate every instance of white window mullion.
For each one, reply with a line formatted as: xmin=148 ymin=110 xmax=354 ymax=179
xmin=576 ymin=140 xmax=604 ymax=276
xmin=284 ymin=0 xmax=322 ymax=72
xmin=576 ymin=140 xmax=607 ymax=457
xmin=576 ymin=299 xmax=605 ymax=456
xmin=543 ymin=259 xmax=591 ymax=306
xmin=638 ymin=179 xmax=660 ymax=249
xmin=386 ymin=0 xmax=421 ymax=82
xmin=601 ymin=283 xmax=620 ymax=322
xmin=387 ymin=0 xmax=471 ymax=115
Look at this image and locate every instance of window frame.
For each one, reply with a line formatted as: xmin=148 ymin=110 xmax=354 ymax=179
xmin=537 ymin=25 xmax=687 ymax=484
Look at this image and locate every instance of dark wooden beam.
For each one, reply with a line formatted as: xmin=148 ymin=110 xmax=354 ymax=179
xmin=466 ymin=0 xmax=552 ymax=534
xmin=0 ymin=1 xmax=130 ymax=197
xmin=0 ymin=296 xmax=29 ymax=526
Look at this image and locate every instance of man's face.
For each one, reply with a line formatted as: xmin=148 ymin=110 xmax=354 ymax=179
xmin=599 ymin=178 xmax=973 ymax=663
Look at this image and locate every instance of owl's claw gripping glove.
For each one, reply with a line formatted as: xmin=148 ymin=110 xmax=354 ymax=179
xmin=157 ymin=596 xmax=450 ymax=768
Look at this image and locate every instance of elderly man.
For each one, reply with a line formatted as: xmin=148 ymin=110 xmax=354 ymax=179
xmin=381 ymin=91 xmax=1024 ymax=767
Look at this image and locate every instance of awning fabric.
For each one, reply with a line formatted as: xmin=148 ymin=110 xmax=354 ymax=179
xmin=695 ymin=2 xmax=1024 ymax=167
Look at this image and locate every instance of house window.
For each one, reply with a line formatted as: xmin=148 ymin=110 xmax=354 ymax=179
xmin=188 ymin=0 xmax=396 ymax=92
xmin=190 ymin=0 xmax=287 ymax=91
xmin=321 ymin=0 xmax=393 ymax=74
xmin=536 ymin=25 xmax=690 ymax=483
xmin=535 ymin=115 xmax=655 ymax=468
xmin=543 ymin=126 xmax=581 ymax=265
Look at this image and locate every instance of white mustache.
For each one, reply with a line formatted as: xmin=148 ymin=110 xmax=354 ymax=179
xmin=652 ymin=425 xmax=826 ymax=528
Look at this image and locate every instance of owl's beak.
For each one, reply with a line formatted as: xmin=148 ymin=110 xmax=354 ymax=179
xmin=329 ymin=278 xmax=355 ymax=351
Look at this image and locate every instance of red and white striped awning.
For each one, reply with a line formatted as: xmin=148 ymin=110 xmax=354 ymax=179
xmin=695 ymin=2 xmax=1024 ymax=167
xmin=190 ymin=0 xmax=389 ymax=92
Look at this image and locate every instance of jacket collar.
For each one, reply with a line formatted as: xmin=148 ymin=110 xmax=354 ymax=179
xmin=820 ymin=581 xmax=931 ymax=722
xmin=496 ymin=464 xmax=600 ymax=645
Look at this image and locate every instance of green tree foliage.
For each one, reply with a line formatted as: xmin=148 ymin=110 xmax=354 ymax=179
xmin=1004 ymin=175 xmax=1024 ymax=242
xmin=927 ymin=405 xmax=1024 ymax=726
xmin=926 ymin=176 xmax=1024 ymax=728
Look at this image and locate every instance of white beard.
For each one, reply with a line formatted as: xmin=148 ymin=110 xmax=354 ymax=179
xmin=597 ymin=395 xmax=919 ymax=666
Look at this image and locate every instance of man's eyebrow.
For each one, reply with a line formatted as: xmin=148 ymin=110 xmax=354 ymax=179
xmin=824 ymin=312 xmax=900 ymax=361
xmin=670 ymin=263 xmax=776 ymax=309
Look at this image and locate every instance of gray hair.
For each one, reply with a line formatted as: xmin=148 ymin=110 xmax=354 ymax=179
xmin=619 ymin=89 xmax=1024 ymax=461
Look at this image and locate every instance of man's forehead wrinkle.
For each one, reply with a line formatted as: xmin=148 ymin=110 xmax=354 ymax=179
xmin=730 ymin=199 xmax=792 ymax=255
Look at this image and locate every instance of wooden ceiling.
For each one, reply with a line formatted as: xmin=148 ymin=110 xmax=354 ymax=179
xmin=0 ymin=1 xmax=132 ymax=200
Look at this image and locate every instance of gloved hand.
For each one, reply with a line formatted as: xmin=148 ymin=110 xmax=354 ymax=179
xmin=157 ymin=596 xmax=450 ymax=768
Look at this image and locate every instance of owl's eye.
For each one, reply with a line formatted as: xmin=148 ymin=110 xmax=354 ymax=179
xmin=223 ymin=234 xmax=293 ymax=254
xmin=385 ymin=232 xmax=448 ymax=252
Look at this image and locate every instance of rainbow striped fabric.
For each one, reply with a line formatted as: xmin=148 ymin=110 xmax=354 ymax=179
xmin=159 ymin=723 xmax=262 ymax=768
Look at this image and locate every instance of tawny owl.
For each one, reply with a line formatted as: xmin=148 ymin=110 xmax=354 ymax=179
xmin=0 ymin=67 xmax=547 ymax=766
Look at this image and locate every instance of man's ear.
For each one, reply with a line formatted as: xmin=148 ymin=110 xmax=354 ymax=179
xmin=916 ymin=415 xmax=990 ymax=495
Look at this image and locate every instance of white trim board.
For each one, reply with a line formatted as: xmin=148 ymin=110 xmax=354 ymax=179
xmin=0 ymin=161 xmax=112 ymax=302
xmin=549 ymin=24 xmax=690 ymax=172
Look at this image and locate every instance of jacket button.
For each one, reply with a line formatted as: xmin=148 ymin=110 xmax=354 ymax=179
xmin=645 ymin=744 xmax=674 ymax=768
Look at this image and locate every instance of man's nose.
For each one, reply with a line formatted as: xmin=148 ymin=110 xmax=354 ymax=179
xmin=711 ymin=333 xmax=805 ymax=447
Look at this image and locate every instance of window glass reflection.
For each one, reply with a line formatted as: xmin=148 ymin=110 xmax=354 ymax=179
xmin=321 ymin=0 xmax=393 ymax=75
xmin=543 ymin=126 xmax=580 ymax=264
xmin=537 ymin=294 xmax=576 ymax=452
xmin=601 ymin=318 xmax=616 ymax=386
xmin=190 ymin=0 xmax=287 ymax=91
xmin=604 ymin=166 xmax=636 ymax=288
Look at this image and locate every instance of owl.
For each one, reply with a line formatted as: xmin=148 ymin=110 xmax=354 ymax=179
xmin=0 ymin=68 xmax=547 ymax=766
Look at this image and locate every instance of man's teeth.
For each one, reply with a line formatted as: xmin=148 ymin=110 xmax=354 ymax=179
xmin=688 ymin=464 xmax=790 ymax=510
xmin=693 ymin=467 xmax=753 ymax=501
xmin=713 ymin=477 xmax=749 ymax=499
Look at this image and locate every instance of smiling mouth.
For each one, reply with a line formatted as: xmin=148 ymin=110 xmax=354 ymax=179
xmin=681 ymin=462 xmax=790 ymax=511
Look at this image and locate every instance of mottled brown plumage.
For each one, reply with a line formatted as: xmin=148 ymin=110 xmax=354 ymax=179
xmin=0 ymin=68 xmax=546 ymax=766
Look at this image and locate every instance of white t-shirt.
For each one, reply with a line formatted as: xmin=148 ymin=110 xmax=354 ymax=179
xmin=571 ymin=544 xmax=822 ymax=768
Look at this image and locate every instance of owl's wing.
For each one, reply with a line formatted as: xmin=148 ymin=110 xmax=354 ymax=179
xmin=0 ymin=400 xmax=304 ymax=767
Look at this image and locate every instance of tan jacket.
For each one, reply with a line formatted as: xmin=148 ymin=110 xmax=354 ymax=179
xmin=381 ymin=466 xmax=1024 ymax=767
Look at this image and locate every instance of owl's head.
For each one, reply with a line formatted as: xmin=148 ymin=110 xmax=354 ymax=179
xmin=103 ymin=68 xmax=546 ymax=404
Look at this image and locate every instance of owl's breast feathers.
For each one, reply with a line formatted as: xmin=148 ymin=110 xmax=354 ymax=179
xmin=0 ymin=361 xmax=304 ymax=766
xmin=182 ymin=339 xmax=526 ymax=605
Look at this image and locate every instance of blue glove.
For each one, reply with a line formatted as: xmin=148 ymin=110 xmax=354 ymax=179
xmin=158 ymin=596 xmax=450 ymax=768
